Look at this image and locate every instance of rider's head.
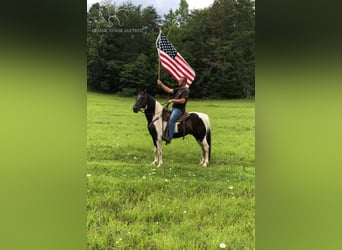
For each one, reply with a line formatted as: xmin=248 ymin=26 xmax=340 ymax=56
xmin=178 ymin=76 xmax=187 ymax=87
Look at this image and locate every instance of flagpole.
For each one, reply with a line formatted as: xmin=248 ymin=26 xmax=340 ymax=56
xmin=158 ymin=50 xmax=161 ymax=80
xmin=156 ymin=26 xmax=162 ymax=80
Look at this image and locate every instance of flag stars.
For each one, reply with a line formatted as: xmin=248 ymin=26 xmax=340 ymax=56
xmin=158 ymin=34 xmax=177 ymax=58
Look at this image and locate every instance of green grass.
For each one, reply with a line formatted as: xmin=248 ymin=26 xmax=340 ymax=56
xmin=87 ymin=92 xmax=255 ymax=249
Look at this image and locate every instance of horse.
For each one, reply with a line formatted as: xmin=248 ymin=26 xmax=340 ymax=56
xmin=132 ymin=90 xmax=211 ymax=167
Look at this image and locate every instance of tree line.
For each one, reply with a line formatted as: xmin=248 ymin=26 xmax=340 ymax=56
xmin=87 ymin=0 xmax=255 ymax=98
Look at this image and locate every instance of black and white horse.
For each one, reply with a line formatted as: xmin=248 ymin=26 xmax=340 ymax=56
xmin=133 ymin=90 xmax=211 ymax=167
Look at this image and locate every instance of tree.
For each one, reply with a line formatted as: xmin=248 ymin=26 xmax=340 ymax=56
xmin=87 ymin=0 xmax=255 ymax=98
xmin=87 ymin=2 xmax=160 ymax=93
xmin=119 ymin=53 xmax=155 ymax=94
xmin=175 ymin=0 xmax=190 ymax=26
xmin=181 ymin=0 xmax=255 ymax=98
xmin=231 ymin=0 xmax=255 ymax=98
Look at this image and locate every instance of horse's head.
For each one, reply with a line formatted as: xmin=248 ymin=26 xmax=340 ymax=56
xmin=133 ymin=90 xmax=148 ymax=113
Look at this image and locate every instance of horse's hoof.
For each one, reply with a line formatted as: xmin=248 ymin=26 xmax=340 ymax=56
xmin=157 ymin=163 xmax=163 ymax=168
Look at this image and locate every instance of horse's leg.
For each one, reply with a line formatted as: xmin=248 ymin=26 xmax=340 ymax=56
xmin=150 ymin=134 xmax=158 ymax=165
xmin=148 ymin=129 xmax=159 ymax=166
xmin=154 ymin=120 xmax=163 ymax=168
xmin=202 ymin=141 xmax=209 ymax=167
xmin=149 ymin=121 xmax=162 ymax=166
xmin=151 ymin=145 xmax=158 ymax=165
xmin=197 ymin=140 xmax=205 ymax=165
xmin=156 ymin=139 xmax=163 ymax=167
xmin=197 ymin=139 xmax=209 ymax=167
xmin=152 ymin=141 xmax=163 ymax=167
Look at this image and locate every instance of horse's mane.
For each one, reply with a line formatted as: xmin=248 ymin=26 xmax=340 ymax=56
xmin=146 ymin=92 xmax=163 ymax=110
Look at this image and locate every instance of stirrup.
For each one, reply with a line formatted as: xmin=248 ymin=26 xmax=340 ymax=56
xmin=162 ymin=135 xmax=171 ymax=144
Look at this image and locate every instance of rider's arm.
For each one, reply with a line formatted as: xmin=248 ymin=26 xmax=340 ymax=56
xmin=157 ymin=80 xmax=173 ymax=94
xmin=168 ymin=98 xmax=186 ymax=104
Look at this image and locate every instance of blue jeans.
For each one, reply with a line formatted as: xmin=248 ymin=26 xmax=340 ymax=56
xmin=168 ymin=108 xmax=183 ymax=139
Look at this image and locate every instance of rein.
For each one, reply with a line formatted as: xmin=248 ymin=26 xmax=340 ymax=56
xmin=139 ymin=106 xmax=164 ymax=128
xmin=139 ymin=101 xmax=170 ymax=115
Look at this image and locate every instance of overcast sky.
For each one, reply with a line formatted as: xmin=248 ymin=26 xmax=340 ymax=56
xmin=87 ymin=0 xmax=214 ymax=16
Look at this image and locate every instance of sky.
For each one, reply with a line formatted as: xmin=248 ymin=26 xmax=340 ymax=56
xmin=87 ymin=0 xmax=215 ymax=16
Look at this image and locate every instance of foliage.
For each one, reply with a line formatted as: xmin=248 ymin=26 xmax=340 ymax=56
xmin=87 ymin=0 xmax=255 ymax=98
xmin=87 ymin=92 xmax=255 ymax=249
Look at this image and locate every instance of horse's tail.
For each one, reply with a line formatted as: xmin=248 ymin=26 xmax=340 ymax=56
xmin=207 ymin=126 xmax=211 ymax=161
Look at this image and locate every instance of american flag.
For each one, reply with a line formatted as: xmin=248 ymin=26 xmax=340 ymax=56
xmin=156 ymin=32 xmax=196 ymax=88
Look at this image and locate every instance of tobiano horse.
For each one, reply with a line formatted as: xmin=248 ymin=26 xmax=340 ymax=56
xmin=133 ymin=90 xmax=211 ymax=167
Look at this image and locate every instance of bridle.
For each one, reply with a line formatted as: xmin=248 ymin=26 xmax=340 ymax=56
xmin=137 ymin=93 xmax=170 ymax=114
xmin=136 ymin=93 xmax=172 ymax=131
xmin=136 ymin=93 xmax=148 ymax=113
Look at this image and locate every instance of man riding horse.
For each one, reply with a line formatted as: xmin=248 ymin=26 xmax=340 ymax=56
xmin=132 ymin=89 xmax=211 ymax=167
xmin=157 ymin=76 xmax=189 ymax=144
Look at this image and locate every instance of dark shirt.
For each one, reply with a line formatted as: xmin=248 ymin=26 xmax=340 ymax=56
xmin=172 ymin=87 xmax=190 ymax=113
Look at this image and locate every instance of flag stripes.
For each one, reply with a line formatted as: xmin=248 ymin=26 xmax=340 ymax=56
xmin=156 ymin=32 xmax=196 ymax=87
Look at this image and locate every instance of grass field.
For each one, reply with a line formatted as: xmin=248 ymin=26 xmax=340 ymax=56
xmin=87 ymin=92 xmax=255 ymax=249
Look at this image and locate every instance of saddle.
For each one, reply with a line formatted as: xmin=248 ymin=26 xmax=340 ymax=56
xmin=162 ymin=108 xmax=190 ymax=138
xmin=162 ymin=108 xmax=190 ymax=123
